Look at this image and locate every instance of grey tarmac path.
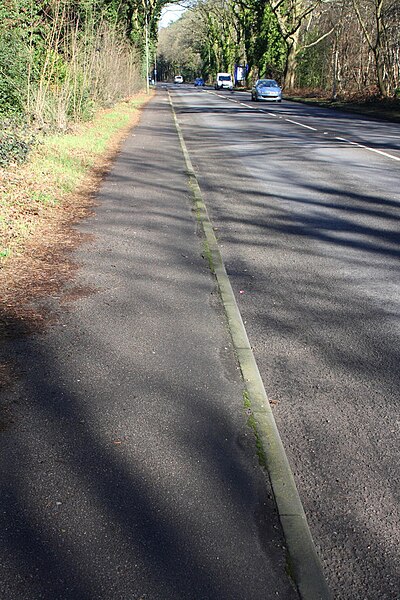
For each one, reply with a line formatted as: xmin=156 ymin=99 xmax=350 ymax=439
xmin=0 ymin=89 xmax=299 ymax=599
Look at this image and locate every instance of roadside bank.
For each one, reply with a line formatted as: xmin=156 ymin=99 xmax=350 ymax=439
xmin=0 ymin=93 xmax=152 ymax=337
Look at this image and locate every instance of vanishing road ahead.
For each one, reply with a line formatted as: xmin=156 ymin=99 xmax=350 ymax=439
xmin=169 ymin=84 xmax=400 ymax=599
xmin=1 ymin=85 xmax=399 ymax=600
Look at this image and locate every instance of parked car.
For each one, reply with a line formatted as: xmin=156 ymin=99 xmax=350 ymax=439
xmin=251 ymin=79 xmax=282 ymax=102
xmin=174 ymin=75 xmax=184 ymax=84
xmin=214 ymin=73 xmax=233 ymax=90
xmin=194 ymin=77 xmax=205 ymax=86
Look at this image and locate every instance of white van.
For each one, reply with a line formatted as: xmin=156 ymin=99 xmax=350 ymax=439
xmin=215 ymin=73 xmax=233 ymax=90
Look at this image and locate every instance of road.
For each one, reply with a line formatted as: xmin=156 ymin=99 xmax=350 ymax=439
xmin=0 ymin=88 xmax=300 ymax=599
xmin=169 ymin=84 xmax=400 ymax=599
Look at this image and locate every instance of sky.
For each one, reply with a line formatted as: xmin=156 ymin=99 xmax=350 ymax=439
xmin=159 ymin=3 xmax=187 ymax=29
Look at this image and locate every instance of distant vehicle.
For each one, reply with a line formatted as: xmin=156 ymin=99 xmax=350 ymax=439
xmin=251 ymin=79 xmax=282 ymax=102
xmin=214 ymin=73 xmax=233 ymax=90
xmin=194 ymin=77 xmax=205 ymax=86
xmin=174 ymin=75 xmax=184 ymax=84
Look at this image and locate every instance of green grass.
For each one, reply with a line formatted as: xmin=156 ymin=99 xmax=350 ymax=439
xmin=0 ymin=93 xmax=150 ymax=261
xmin=30 ymin=191 xmax=59 ymax=206
xmin=38 ymin=100 xmax=144 ymax=192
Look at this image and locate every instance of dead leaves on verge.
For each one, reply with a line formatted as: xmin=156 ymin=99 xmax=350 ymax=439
xmin=0 ymin=100 xmax=145 ymax=364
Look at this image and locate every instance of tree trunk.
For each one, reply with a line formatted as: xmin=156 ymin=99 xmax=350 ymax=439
xmin=332 ymin=46 xmax=339 ymax=100
xmin=374 ymin=48 xmax=388 ymax=97
xmin=283 ymin=28 xmax=300 ymax=89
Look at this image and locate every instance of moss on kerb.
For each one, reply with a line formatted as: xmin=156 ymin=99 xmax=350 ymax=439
xmin=189 ymin=178 xmax=203 ymax=219
xmin=243 ymin=389 xmax=251 ymax=409
xmin=170 ymin=89 xmax=331 ymax=599
xmin=201 ymin=240 xmax=214 ymax=274
xmin=243 ymin=390 xmax=267 ymax=469
xmin=285 ymin=551 xmax=297 ymax=588
xmin=244 ymin=389 xmax=298 ymax=591
xmin=187 ymin=177 xmax=215 ymax=274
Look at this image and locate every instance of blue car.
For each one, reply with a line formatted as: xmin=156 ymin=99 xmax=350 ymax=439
xmin=194 ymin=77 xmax=205 ymax=87
xmin=251 ymin=79 xmax=282 ymax=102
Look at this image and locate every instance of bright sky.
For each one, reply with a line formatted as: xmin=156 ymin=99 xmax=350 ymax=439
xmin=159 ymin=3 xmax=187 ymax=29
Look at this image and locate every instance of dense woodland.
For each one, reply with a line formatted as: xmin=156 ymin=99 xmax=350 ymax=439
xmin=158 ymin=0 xmax=400 ymax=99
xmin=0 ymin=0 xmax=399 ymax=143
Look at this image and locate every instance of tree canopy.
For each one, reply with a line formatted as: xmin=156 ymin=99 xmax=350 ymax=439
xmin=157 ymin=0 xmax=400 ymax=98
xmin=0 ymin=0 xmax=398 ymax=128
xmin=0 ymin=0 xmax=184 ymax=123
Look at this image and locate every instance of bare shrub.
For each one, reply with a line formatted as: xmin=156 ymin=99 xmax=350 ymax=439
xmin=26 ymin=0 xmax=142 ymax=130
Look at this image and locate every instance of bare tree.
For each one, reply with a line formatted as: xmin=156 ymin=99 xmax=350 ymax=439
xmin=351 ymin=0 xmax=396 ymax=96
xmin=267 ymin=0 xmax=337 ymax=88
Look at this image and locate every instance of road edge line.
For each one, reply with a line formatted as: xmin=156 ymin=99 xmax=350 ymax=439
xmin=168 ymin=90 xmax=331 ymax=600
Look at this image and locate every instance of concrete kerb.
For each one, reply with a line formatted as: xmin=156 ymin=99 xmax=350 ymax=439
xmin=168 ymin=91 xmax=331 ymax=600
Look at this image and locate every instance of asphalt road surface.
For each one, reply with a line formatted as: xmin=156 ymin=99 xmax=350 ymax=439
xmin=1 ymin=84 xmax=399 ymax=600
xmin=0 ymin=89 xmax=299 ymax=599
xmin=169 ymin=84 xmax=400 ymax=599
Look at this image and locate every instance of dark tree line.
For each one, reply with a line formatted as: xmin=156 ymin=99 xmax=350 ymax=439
xmin=0 ymin=0 xmax=180 ymax=125
xmin=158 ymin=0 xmax=400 ymax=98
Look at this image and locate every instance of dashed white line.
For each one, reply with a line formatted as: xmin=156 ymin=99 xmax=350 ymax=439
xmin=202 ymin=90 xmax=400 ymax=163
xmin=335 ymin=137 xmax=400 ymax=162
xmin=285 ymin=118 xmax=318 ymax=131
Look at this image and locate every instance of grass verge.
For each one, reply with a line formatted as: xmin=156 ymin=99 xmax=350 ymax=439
xmin=1 ymin=94 xmax=150 ymax=260
xmin=0 ymin=92 xmax=152 ymax=336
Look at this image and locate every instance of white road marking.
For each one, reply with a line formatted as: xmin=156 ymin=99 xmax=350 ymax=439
xmin=203 ymin=89 xmax=399 ymax=163
xmin=335 ymin=137 xmax=400 ymax=162
xmin=285 ymin=118 xmax=318 ymax=131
